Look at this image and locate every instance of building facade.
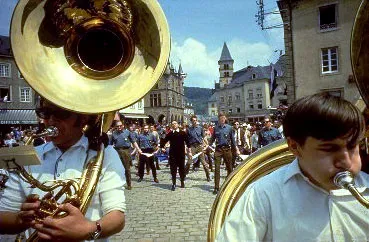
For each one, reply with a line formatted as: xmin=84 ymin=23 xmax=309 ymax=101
xmin=208 ymin=43 xmax=279 ymax=123
xmin=144 ymin=63 xmax=186 ymax=124
xmin=0 ymin=36 xmax=38 ymax=136
xmin=277 ymin=0 xmax=361 ymax=103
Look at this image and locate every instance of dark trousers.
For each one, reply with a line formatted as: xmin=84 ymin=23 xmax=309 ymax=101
xmin=138 ymin=148 xmax=157 ymax=179
xmin=205 ymin=148 xmax=213 ymax=171
xmin=214 ymin=147 xmax=233 ymax=189
xmin=169 ymin=155 xmax=185 ymax=185
xmin=116 ymin=148 xmax=132 ymax=187
xmin=186 ymin=144 xmax=210 ymax=179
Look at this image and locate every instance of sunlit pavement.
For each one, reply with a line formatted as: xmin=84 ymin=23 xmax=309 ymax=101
xmin=110 ymin=160 xmax=228 ymax=242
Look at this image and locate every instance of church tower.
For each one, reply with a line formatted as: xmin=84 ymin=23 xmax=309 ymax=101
xmin=218 ymin=42 xmax=234 ymax=88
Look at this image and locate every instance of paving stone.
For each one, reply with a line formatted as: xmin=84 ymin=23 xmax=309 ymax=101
xmin=112 ymin=160 xmax=228 ymax=241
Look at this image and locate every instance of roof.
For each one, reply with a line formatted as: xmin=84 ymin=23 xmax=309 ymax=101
xmin=226 ymin=65 xmax=272 ymax=88
xmin=0 ymin=36 xmax=11 ymax=56
xmin=208 ymin=93 xmax=217 ymax=102
xmin=0 ymin=109 xmax=38 ymax=125
xmin=219 ymin=42 xmax=233 ymax=62
xmin=178 ymin=63 xmax=183 ymax=74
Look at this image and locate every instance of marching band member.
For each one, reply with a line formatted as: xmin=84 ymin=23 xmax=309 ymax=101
xmin=217 ymin=93 xmax=369 ymax=241
xmin=0 ymin=101 xmax=126 ymax=241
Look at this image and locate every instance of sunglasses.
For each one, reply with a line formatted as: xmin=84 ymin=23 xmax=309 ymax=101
xmin=36 ymin=107 xmax=73 ymax=120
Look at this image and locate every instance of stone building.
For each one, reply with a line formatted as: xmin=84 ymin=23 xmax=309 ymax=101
xmin=277 ymin=0 xmax=361 ymax=103
xmin=0 ymin=35 xmax=38 ymax=136
xmin=208 ymin=42 xmax=280 ymax=123
xmin=144 ymin=62 xmax=186 ymax=125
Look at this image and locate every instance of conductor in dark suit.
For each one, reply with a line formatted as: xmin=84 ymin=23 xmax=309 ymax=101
xmin=160 ymin=120 xmax=191 ymax=191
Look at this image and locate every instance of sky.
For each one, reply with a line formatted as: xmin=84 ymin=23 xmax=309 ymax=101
xmin=0 ymin=0 xmax=284 ymax=88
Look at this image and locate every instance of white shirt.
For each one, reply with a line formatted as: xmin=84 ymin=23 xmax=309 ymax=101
xmin=0 ymin=136 xmax=126 ymax=242
xmin=216 ymin=159 xmax=369 ymax=242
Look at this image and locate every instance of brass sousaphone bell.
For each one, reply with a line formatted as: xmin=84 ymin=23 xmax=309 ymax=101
xmin=11 ymin=0 xmax=170 ymax=114
xmin=8 ymin=0 xmax=170 ymax=241
xmin=208 ymin=0 xmax=369 ymax=241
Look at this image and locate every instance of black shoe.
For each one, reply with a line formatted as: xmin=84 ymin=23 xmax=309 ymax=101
xmin=180 ymin=181 xmax=185 ymax=188
xmin=213 ymin=188 xmax=219 ymax=195
xmin=154 ymin=178 xmax=159 ymax=183
xmin=171 ymin=184 xmax=176 ymax=191
xmin=156 ymin=166 xmax=161 ymax=170
xmin=206 ymin=177 xmax=211 ymax=182
xmin=138 ymin=178 xmax=143 ymax=182
xmin=126 ymin=185 xmax=132 ymax=190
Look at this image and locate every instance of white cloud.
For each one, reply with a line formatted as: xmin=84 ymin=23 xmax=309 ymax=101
xmin=170 ymin=36 xmax=282 ymax=88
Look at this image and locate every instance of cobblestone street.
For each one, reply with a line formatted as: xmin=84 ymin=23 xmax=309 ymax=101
xmin=110 ymin=160 xmax=227 ymax=242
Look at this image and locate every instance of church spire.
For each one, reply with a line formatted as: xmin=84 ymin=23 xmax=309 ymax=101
xmin=219 ymin=42 xmax=233 ymax=62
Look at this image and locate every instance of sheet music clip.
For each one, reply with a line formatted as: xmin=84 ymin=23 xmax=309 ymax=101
xmin=0 ymin=146 xmax=41 ymax=169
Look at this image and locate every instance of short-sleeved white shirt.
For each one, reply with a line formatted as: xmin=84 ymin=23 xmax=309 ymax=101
xmin=0 ymin=136 xmax=126 ymax=241
xmin=216 ymin=158 xmax=369 ymax=242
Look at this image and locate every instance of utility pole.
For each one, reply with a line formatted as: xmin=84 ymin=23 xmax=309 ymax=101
xmin=256 ymin=0 xmax=285 ymax=30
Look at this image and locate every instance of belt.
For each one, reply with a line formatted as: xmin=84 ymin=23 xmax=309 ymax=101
xmin=116 ymin=146 xmax=130 ymax=150
xmin=190 ymin=143 xmax=201 ymax=147
xmin=216 ymin=144 xmax=230 ymax=150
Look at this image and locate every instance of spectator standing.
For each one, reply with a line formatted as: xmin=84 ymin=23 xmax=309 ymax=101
xmin=258 ymin=117 xmax=282 ymax=147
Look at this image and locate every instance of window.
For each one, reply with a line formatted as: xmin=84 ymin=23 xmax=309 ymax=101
xmin=211 ymin=103 xmax=215 ymax=108
xmin=256 ymin=88 xmax=262 ymax=98
xmin=224 ymin=64 xmax=229 ymax=70
xmin=18 ymin=71 xmax=24 ymax=79
xmin=321 ymin=47 xmax=338 ymax=73
xmin=220 ymin=96 xmax=225 ymax=102
xmin=224 ymin=72 xmax=229 ymax=77
xmin=137 ymin=100 xmax=143 ymax=109
xmin=228 ymin=109 xmax=232 ymax=114
xmin=252 ymin=73 xmax=256 ymax=79
xmin=130 ymin=104 xmax=135 ymax=109
xmin=150 ymin=93 xmax=161 ymax=107
xmin=228 ymin=95 xmax=232 ymax=102
xmin=237 ymin=108 xmax=241 ymax=113
xmin=20 ymin=87 xmax=31 ymax=102
xmin=322 ymin=89 xmax=343 ymax=97
xmin=168 ymin=97 xmax=172 ymax=106
xmin=257 ymin=100 xmax=262 ymax=109
xmin=235 ymin=93 xmax=240 ymax=100
xmin=0 ymin=86 xmax=11 ymax=102
xmin=248 ymin=90 xmax=253 ymax=99
xmin=249 ymin=102 xmax=254 ymax=110
xmin=0 ymin=63 xmax=11 ymax=77
xmin=319 ymin=4 xmax=337 ymax=30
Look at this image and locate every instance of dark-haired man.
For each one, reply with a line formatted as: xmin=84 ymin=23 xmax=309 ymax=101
xmin=186 ymin=115 xmax=211 ymax=181
xmin=160 ymin=120 xmax=191 ymax=191
xmin=112 ymin=121 xmax=141 ymax=190
xmin=217 ymin=93 xmax=369 ymax=241
xmin=0 ymin=101 xmax=126 ymax=241
xmin=210 ymin=113 xmax=240 ymax=195
xmin=258 ymin=116 xmax=282 ymax=147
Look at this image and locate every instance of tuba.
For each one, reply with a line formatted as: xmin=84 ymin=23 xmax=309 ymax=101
xmin=208 ymin=0 xmax=369 ymax=241
xmin=7 ymin=0 xmax=170 ymax=241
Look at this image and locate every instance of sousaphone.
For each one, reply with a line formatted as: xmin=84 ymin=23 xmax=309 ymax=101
xmin=207 ymin=0 xmax=369 ymax=240
xmin=8 ymin=0 xmax=170 ymax=241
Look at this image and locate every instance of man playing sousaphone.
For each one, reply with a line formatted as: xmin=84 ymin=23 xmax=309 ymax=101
xmin=217 ymin=93 xmax=369 ymax=241
xmin=0 ymin=101 xmax=127 ymax=241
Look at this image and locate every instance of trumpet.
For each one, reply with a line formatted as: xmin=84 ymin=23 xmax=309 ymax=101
xmin=334 ymin=171 xmax=369 ymax=208
xmin=24 ymin=126 xmax=59 ymax=146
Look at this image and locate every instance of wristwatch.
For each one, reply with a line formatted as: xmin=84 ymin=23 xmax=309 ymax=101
xmin=88 ymin=221 xmax=102 ymax=240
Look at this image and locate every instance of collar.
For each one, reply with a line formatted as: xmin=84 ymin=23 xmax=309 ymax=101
xmin=283 ymin=158 xmax=369 ymax=194
xmin=40 ymin=135 xmax=89 ymax=156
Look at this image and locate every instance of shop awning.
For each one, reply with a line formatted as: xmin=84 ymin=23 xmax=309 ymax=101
xmin=0 ymin=109 xmax=38 ymax=125
xmin=119 ymin=113 xmax=149 ymax=119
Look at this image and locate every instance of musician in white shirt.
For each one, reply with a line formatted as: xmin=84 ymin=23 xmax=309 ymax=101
xmin=217 ymin=93 xmax=369 ymax=241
